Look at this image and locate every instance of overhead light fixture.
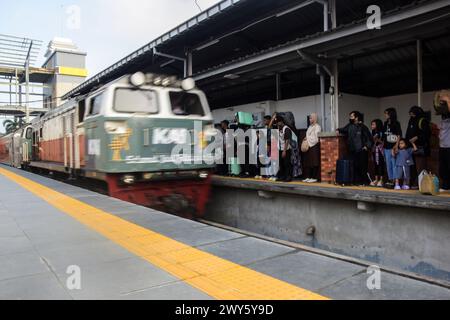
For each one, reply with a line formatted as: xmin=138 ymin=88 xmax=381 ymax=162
xmin=224 ymin=74 xmax=240 ymax=80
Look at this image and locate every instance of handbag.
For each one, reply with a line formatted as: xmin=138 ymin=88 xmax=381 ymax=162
xmin=301 ymin=139 xmax=310 ymax=153
xmin=386 ymin=134 xmax=398 ymax=144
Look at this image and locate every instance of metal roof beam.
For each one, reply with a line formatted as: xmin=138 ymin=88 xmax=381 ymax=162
xmin=194 ymin=0 xmax=450 ymax=81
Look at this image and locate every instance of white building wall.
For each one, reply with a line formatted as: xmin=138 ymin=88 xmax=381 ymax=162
xmin=379 ymin=91 xmax=438 ymax=131
xmin=212 ymin=91 xmax=438 ymax=133
xmin=338 ymin=94 xmax=380 ymax=129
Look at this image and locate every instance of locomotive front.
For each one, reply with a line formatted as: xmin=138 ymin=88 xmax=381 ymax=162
xmin=83 ymin=73 xmax=216 ymax=217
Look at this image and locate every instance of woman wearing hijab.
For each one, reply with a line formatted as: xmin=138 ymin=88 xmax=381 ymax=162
xmin=302 ymin=113 xmax=321 ymax=183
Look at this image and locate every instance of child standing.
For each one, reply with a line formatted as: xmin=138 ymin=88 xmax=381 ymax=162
xmin=371 ymin=119 xmax=385 ymax=187
xmin=393 ymin=138 xmax=417 ymax=190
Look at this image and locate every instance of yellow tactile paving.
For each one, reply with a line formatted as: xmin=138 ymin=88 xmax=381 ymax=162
xmin=0 ymin=167 xmax=328 ymax=300
xmin=216 ymin=176 xmax=450 ymax=198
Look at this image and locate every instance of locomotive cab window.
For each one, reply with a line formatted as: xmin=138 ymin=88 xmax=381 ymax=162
xmin=25 ymin=128 xmax=32 ymax=140
xmin=78 ymin=100 xmax=86 ymax=123
xmin=114 ymin=88 xmax=158 ymax=114
xmin=88 ymin=94 xmax=103 ymax=116
xmin=170 ymin=91 xmax=205 ymax=117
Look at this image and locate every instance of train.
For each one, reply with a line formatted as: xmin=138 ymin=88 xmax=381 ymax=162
xmin=0 ymin=72 xmax=216 ymax=218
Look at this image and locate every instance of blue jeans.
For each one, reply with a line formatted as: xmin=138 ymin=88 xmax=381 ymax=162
xmin=384 ymin=149 xmax=396 ymax=180
xmin=395 ymin=166 xmax=411 ymax=181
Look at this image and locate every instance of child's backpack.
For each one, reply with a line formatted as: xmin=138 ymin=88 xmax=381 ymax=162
xmin=419 ymin=170 xmax=440 ymax=196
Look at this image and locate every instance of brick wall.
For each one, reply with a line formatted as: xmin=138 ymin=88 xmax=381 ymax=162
xmin=320 ymin=135 xmax=348 ymax=183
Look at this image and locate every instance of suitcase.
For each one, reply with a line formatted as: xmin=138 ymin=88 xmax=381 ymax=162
xmin=336 ymin=159 xmax=354 ymax=186
xmin=229 ymin=157 xmax=242 ymax=176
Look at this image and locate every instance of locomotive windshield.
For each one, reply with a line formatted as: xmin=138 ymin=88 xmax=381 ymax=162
xmin=170 ymin=92 xmax=205 ymax=117
xmin=114 ymin=88 xmax=158 ymax=113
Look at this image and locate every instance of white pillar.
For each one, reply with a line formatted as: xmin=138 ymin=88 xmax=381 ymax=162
xmin=417 ymin=40 xmax=423 ymax=107
xmin=186 ymin=51 xmax=193 ymax=77
xmin=25 ymin=61 xmax=30 ymax=123
xmin=276 ymin=73 xmax=281 ymax=101
xmin=330 ymin=60 xmax=339 ymax=131
xmin=330 ymin=0 xmax=337 ymax=29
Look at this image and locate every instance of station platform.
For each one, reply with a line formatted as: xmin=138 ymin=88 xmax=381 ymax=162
xmin=211 ymin=176 xmax=450 ymax=211
xmin=0 ymin=164 xmax=449 ymax=300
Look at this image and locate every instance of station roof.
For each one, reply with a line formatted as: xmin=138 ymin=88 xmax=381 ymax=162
xmin=0 ymin=105 xmax=48 ymax=117
xmin=63 ymin=0 xmax=450 ymax=109
xmin=0 ymin=66 xmax=54 ymax=83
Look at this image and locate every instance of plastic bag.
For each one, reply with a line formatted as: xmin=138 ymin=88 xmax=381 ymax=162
xmin=419 ymin=170 xmax=440 ymax=196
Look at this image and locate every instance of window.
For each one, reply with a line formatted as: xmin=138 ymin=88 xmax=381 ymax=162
xmin=25 ymin=128 xmax=32 ymax=140
xmin=114 ymin=89 xmax=158 ymax=114
xmin=89 ymin=94 xmax=103 ymax=116
xmin=78 ymin=100 xmax=86 ymax=123
xmin=169 ymin=92 xmax=205 ymax=117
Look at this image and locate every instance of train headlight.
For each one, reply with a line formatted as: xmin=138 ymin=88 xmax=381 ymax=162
xmin=142 ymin=173 xmax=153 ymax=180
xmin=153 ymin=76 xmax=163 ymax=86
xmin=181 ymin=78 xmax=196 ymax=91
xmin=105 ymin=121 xmax=127 ymax=134
xmin=129 ymin=72 xmax=146 ymax=87
xmin=121 ymin=175 xmax=136 ymax=185
xmin=199 ymin=171 xmax=209 ymax=179
xmin=162 ymin=76 xmax=176 ymax=87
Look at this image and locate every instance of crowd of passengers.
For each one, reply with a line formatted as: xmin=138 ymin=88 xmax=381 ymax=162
xmin=215 ymin=90 xmax=450 ymax=193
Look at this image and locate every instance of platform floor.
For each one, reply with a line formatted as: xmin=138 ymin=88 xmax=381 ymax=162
xmin=0 ymin=165 xmax=449 ymax=300
xmin=212 ymin=175 xmax=450 ymax=212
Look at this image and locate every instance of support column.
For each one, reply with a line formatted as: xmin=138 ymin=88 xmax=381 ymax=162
xmin=9 ymin=76 xmax=12 ymax=105
xmin=417 ymin=40 xmax=423 ymax=107
xmin=24 ymin=41 xmax=33 ymax=123
xmin=19 ymin=83 xmax=22 ymax=107
xmin=323 ymin=0 xmax=329 ymax=31
xmin=25 ymin=61 xmax=30 ymax=123
xmin=186 ymin=51 xmax=193 ymax=78
xmin=15 ymin=69 xmax=18 ymax=105
xmin=275 ymin=73 xmax=282 ymax=101
xmin=317 ymin=65 xmax=327 ymax=131
xmin=330 ymin=0 xmax=337 ymax=29
xmin=330 ymin=60 xmax=339 ymax=131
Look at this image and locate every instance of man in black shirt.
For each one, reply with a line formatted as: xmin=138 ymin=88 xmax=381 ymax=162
xmin=337 ymin=111 xmax=373 ymax=185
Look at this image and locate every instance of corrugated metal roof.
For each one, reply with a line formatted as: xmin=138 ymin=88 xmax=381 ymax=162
xmin=62 ymin=0 xmax=450 ymax=103
xmin=192 ymin=0 xmax=439 ymax=79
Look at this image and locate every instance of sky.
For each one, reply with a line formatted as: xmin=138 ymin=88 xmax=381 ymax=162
xmin=1 ymin=0 xmax=220 ymax=75
xmin=0 ymin=0 xmax=220 ymax=131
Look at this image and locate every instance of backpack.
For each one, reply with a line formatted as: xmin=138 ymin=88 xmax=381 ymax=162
xmin=277 ymin=112 xmax=296 ymax=131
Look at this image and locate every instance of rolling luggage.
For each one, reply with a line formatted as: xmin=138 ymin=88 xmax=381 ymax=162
xmin=228 ymin=157 xmax=241 ymax=176
xmin=336 ymin=159 xmax=354 ymax=186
